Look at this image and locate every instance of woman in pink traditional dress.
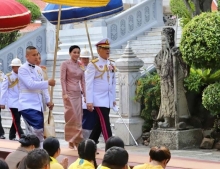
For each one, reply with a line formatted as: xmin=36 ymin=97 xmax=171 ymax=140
xmin=60 ymin=45 xmax=85 ymax=150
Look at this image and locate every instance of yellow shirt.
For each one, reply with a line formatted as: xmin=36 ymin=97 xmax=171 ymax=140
xmin=50 ymin=157 xmax=64 ymax=169
xmin=133 ymin=163 xmax=163 ymax=169
xmin=68 ymin=158 xmax=95 ymax=169
xmin=97 ymin=166 xmax=110 ymax=169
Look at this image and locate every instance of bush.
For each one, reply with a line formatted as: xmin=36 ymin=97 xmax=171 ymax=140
xmin=17 ymin=0 xmax=41 ymax=21
xmin=135 ymin=73 xmax=161 ymax=132
xmin=0 ymin=31 xmax=20 ymax=50
xmin=184 ymin=68 xmax=220 ymax=93
xmin=180 ymin=12 xmax=220 ymax=70
xmin=202 ymin=83 xmax=220 ymax=116
xmin=170 ymin=0 xmax=194 ymax=27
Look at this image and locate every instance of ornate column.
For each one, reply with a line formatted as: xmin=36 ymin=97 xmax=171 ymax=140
xmin=114 ymin=41 xmax=144 ymax=145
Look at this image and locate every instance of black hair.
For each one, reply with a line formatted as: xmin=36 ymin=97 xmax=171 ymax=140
xmin=19 ymin=134 xmax=40 ymax=148
xmin=43 ymin=137 xmax=60 ymax=157
xmin=69 ymin=45 xmax=81 ymax=53
xmin=105 ymin=136 xmax=125 ymax=151
xmin=78 ymin=139 xmax=97 ymax=168
xmin=102 ymin=147 xmax=128 ymax=169
xmin=0 ymin=159 xmax=9 ymax=169
xmin=26 ymin=46 xmax=36 ymax=50
xmin=149 ymin=146 xmax=171 ymax=163
xmin=26 ymin=149 xmax=50 ymax=169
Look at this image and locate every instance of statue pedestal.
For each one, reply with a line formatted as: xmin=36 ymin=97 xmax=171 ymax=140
xmin=150 ymin=128 xmax=203 ymax=150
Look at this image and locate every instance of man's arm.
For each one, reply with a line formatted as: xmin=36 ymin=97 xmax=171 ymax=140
xmin=85 ymin=63 xmax=96 ymax=103
xmin=0 ymin=75 xmax=8 ymax=106
xmin=18 ymin=66 xmax=48 ymax=90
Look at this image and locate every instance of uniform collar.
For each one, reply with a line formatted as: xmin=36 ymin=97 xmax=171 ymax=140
xmin=98 ymin=56 xmax=108 ymax=63
xmin=26 ymin=61 xmax=35 ymax=68
xmin=11 ymin=71 xmax=18 ymax=77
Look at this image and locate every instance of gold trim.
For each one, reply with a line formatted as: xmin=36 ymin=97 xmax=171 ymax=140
xmin=7 ymin=73 xmax=19 ymax=88
xmin=42 ymin=0 xmax=110 ymax=7
xmin=0 ymin=11 xmax=30 ymax=19
xmin=45 ymin=6 xmax=123 ymax=24
xmin=0 ymin=24 xmax=30 ymax=32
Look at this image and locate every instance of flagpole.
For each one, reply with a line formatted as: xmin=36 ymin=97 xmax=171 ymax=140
xmin=84 ymin=21 xmax=94 ymax=59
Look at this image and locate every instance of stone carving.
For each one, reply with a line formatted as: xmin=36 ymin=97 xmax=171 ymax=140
xmin=120 ymin=19 xmax=126 ymax=36
xmin=136 ymin=10 xmax=142 ymax=27
xmin=154 ymin=27 xmax=190 ymax=129
xmin=17 ymin=47 xmax=24 ymax=64
xmin=152 ymin=0 xmax=156 ymax=19
xmin=36 ymin=36 xmax=43 ymax=53
xmin=7 ymin=53 xmax=14 ymax=71
xmin=110 ymin=24 xmax=118 ymax=41
xmin=128 ymin=15 xmax=134 ymax=31
xmin=144 ymin=6 xmax=150 ymax=23
xmin=0 ymin=59 xmax=3 ymax=71
xmin=27 ymin=41 xmax=33 ymax=47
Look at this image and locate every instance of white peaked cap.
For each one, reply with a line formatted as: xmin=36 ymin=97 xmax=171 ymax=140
xmin=10 ymin=57 xmax=22 ymax=66
xmin=80 ymin=48 xmax=92 ymax=58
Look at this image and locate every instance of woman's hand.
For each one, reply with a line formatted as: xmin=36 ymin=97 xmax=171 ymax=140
xmin=63 ymin=94 xmax=69 ymax=101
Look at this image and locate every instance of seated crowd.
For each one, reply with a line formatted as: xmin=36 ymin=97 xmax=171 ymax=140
xmin=1 ymin=136 xmax=171 ymax=169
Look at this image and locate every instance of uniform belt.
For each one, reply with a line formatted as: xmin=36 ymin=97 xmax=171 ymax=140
xmin=20 ymin=89 xmax=42 ymax=94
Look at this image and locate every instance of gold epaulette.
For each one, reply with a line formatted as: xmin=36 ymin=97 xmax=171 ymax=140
xmin=7 ymin=73 xmax=19 ymax=88
xmin=108 ymin=59 xmax=115 ymax=62
xmin=6 ymin=72 xmax=12 ymax=77
xmin=91 ymin=58 xmax=99 ymax=63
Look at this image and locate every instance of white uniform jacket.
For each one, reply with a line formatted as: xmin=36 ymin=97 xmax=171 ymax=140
xmin=18 ymin=61 xmax=50 ymax=112
xmin=0 ymin=71 xmax=19 ymax=108
xmin=85 ymin=57 xmax=116 ymax=108
xmin=0 ymin=71 xmax=5 ymax=104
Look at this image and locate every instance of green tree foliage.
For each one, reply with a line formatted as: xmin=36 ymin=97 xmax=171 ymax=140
xmin=17 ymin=0 xmax=41 ymax=21
xmin=0 ymin=31 xmax=20 ymax=49
xmin=180 ymin=12 xmax=220 ymax=70
xmin=170 ymin=0 xmax=194 ymax=27
xmin=135 ymin=73 xmax=161 ymax=132
xmin=202 ymin=83 xmax=220 ymax=116
xmin=185 ymin=68 xmax=220 ymax=93
xmin=0 ymin=0 xmax=41 ymax=50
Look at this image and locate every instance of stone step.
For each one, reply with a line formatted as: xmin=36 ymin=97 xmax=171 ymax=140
xmin=136 ymin=35 xmax=161 ymax=41
xmin=60 ymin=36 xmax=102 ymax=44
xmin=111 ymin=53 xmax=157 ymax=59
xmin=121 ymin=44 xmax=161 ymax=49
xmin=128 ymin=40 xmax=161 ymax=45
xmin=111 ymin=48 xmax=161 ymax=55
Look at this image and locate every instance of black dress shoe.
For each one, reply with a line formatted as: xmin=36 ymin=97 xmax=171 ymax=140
xmin=10 ymin=138 xmax=18 ymax=141
xmin=0 ymin=135 xmax=5 ymax=139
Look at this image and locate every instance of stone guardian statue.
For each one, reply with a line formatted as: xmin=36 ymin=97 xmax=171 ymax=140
xmin=154 ymin=27 xmax=190 ymax=129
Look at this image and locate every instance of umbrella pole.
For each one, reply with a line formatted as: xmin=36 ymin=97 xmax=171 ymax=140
xmin=84 ymin=21 xmax=94 ymax=59
xmin=50 ymin=5 xmax=62 ymax=102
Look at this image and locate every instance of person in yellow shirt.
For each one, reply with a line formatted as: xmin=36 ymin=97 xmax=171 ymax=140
xmin=133 ymin=146 xmax=171 ymax=169
xmin=43 ymin=137 xmax=68 ymax=169
xmin=99 ymin=147 xmax=129 ymax=169
xmin=68 ymin=139 xmax=97 ymax=169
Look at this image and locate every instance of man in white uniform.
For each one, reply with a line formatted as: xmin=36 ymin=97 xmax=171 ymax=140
xmin=18 ymin=46 xmax=55 ymax=145
xmin=0 ymin=58 xmax=24 ymax=141
xmin=79 ymin=49 xmax=96 ymax=139
xmin=0 ymin=67 xmax=5 ymax=139
xmin=85 ymin=39 xmax=116 ymax=144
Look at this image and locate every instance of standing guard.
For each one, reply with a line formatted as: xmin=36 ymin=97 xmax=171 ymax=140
xmin=18 ymin=46 xmax=55 ymax=146
xmin=0 ymin=67 xmax=5 ymax=139
xmin=0 ymin=58 xmax=24 ymax=140
xmin=85 ymin=38 xmax=116 ymax=144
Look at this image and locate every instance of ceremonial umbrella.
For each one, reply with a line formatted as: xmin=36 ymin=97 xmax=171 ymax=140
xmin=41 ymin=0 xmax=110 ymax=7
xmin=0 ymin=0 xmax=31 ymax=33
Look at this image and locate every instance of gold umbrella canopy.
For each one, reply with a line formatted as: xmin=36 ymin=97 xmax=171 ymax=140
xmin=41 ymin=0 xmax=110 ymax=7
